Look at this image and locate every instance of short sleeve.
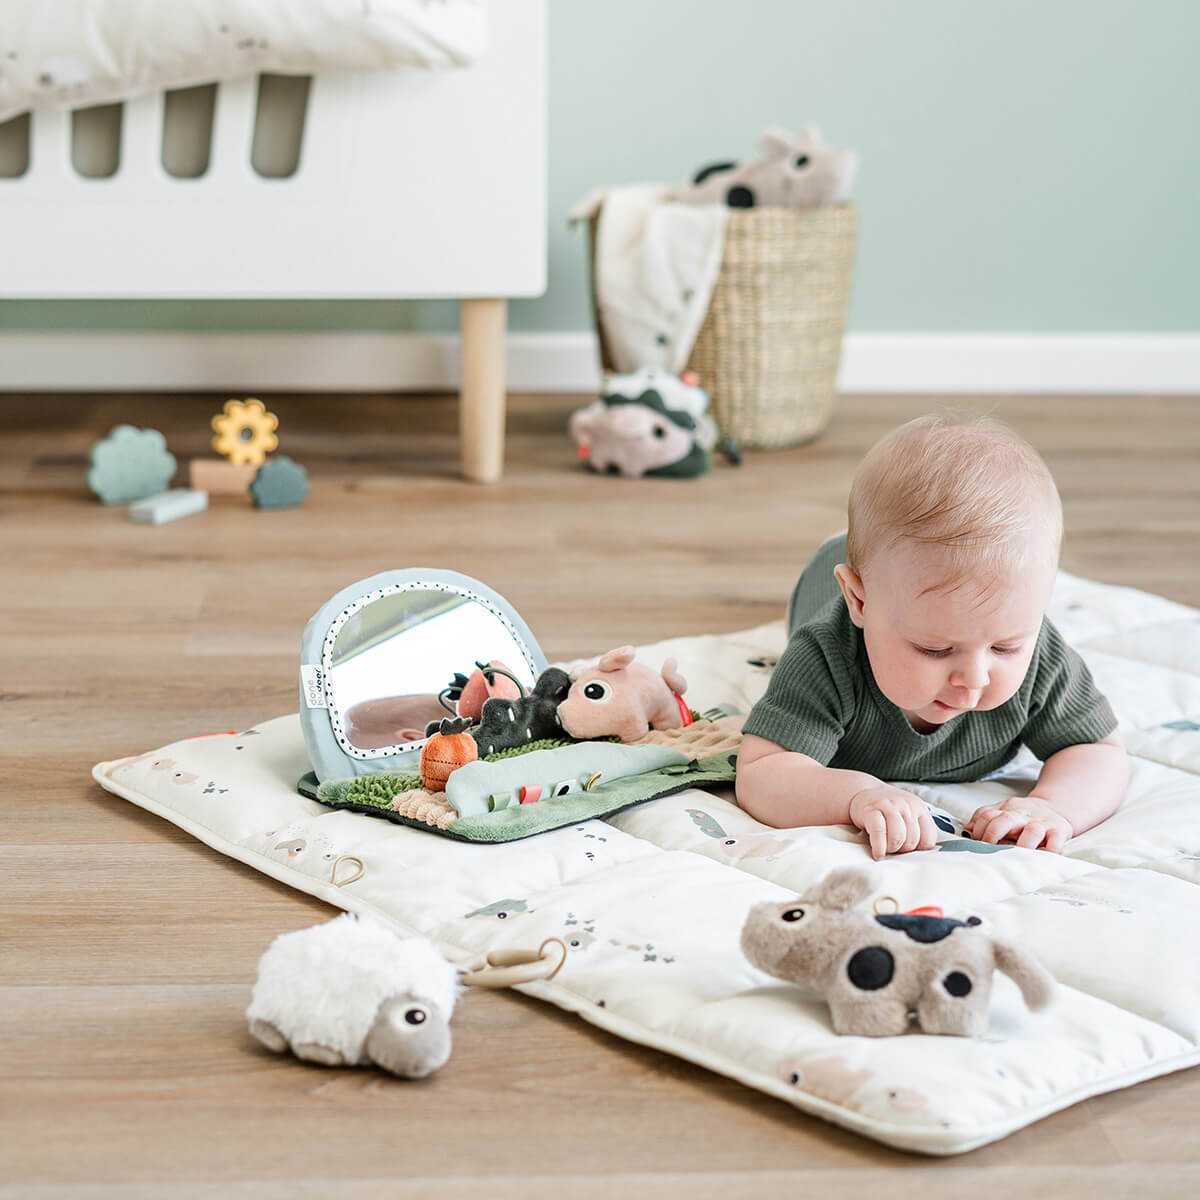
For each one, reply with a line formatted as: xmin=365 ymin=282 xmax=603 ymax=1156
xmin=1023 ymin=620 xmax=1118 ymax=760
xmin=741 ymin=628 xmax=850 ymax=763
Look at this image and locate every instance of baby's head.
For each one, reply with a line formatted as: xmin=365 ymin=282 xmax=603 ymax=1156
xmin=834 ymin=413 xmax=1062 ymax=730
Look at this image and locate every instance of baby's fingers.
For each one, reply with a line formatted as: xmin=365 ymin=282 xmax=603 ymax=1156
xmin=859 ymin=809 xmax=888 ymax=860
xmin=883 ymin=807 xmax=909 ymax=855
xmin=976 ymin=812 xmax=1024 ymax=845
xmin=916 ymin=807 xmax=939 ymax=851
xmin=1015 ymin=822 xmax=1047 ymax=850
xmin=965 ymin=806 xmax=1001 ymax=837
xmin=1044 ymin=824 xmax=1069 ymax=854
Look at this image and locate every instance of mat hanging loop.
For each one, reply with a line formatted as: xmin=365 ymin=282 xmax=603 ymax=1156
xmin=331 ymin=855 xmax=365 ymax=887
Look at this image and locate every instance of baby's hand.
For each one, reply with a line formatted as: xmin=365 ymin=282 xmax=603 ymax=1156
xmin=965 ymin=796 xmax=1073 ymax=853
xmin=849 ymin=785 xmax=938 ymax=860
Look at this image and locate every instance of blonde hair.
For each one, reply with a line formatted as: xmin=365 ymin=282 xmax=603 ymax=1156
xmin=845 ymin=412 xmax=1063 ymax=587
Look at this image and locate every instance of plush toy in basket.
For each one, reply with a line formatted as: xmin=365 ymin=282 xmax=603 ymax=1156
xmin=741 ymin=867 xmax=1055 ymax=1037
xmin=678 ymin=127 xmax=858 ymax=210
xmin=569 ymin=367 xmax=738 ymax=479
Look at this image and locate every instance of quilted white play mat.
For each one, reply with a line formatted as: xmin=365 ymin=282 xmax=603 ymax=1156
xmin=93 ymin=571 xmax=1200 ymax=1155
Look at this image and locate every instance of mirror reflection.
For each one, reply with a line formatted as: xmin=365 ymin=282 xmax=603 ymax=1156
xmin=328 ymin=588 xmax=538 ymax=752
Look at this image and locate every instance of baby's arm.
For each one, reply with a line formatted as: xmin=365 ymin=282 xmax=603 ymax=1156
xmin=967 ymin=730 xmax=1128 ymax=852
xmin=735 ymin=734 xmax=937 ymax=859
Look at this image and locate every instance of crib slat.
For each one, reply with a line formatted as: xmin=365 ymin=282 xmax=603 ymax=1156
xmin=29 ymin=109 xmax=72 ymax=181
xmin=121 ymin=94 xmax=164 ymax=182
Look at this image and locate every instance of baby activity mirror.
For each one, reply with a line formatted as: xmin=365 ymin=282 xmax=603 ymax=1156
xmin=299 ymin=569 xmax=548 ymax=784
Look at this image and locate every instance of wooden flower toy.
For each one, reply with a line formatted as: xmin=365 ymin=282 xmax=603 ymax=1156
xmin=211 ymin=398 xmax=279 ymax=466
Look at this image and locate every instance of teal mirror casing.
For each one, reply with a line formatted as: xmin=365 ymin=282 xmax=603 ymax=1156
xmin=299 ymin=568 xmax=548 ymax=785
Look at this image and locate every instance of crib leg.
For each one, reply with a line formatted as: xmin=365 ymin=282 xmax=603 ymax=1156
xmin=459 ymin=297 xmax=508 ymax=483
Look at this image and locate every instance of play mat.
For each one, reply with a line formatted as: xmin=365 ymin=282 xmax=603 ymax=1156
xmin=93 ymin=572 xmax=1200 ymax=1155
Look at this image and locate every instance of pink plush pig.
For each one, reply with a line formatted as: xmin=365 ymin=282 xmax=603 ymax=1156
xmin=557 ymin=646 xmax=691 ymax=743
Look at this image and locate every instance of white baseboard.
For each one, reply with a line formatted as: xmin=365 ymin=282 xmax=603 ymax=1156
xmin=0 ymin=331 xmax=1197 ymax=394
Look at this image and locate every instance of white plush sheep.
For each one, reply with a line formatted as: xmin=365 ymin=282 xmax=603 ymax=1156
xmin=247 ymin=913 xmax=461 ymax=1077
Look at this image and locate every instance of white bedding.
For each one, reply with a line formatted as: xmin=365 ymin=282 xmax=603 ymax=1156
xmin=0 ymin=0 xmax=487 ymax=124
xmin=92 ymin=571 xmax=1200 ymax=1155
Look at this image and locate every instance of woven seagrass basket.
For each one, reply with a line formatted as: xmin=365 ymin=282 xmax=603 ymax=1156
xmin=589 ymin=204 xmax=857 ymax=449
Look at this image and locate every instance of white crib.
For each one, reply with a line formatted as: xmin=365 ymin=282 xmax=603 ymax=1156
xmin=0 ymin=0 xmax=546 ymax=482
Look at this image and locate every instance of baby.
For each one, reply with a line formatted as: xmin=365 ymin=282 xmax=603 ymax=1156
xmin=736 ymin=413 xmax=1127 ymax=858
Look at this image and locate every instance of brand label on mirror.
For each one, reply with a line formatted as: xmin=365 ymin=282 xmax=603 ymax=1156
xmin=300 ymin=664 xmax=327 ymax=709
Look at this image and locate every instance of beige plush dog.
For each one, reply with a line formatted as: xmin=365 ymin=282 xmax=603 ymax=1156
xmin=740 ymin=867 xmax=1054 ymax=1037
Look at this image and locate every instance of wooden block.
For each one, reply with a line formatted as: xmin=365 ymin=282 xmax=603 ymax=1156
xmin=129 ymin=489 xmax=209 ymax=525
xmin=189 ymin=459 xmax=257 ymax=495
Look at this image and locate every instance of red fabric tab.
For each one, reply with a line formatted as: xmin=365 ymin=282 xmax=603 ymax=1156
xmin=906 ymin=905 xmax=944 ymax=918
xmin=676 ymin=693 xmax=693 ymax=726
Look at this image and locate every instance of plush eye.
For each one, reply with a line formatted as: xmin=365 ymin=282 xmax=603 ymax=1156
xmin=496 ymin=911 xmax=508 ymax=919
xmin=793 ymin=154 xmax=810 ymax=168
xmin=781 ymin=908 xmax=805 ymax=922
xmin=552 ymin=779 xmax=579 ymax=797
xmin=583 ymin=681 xmax=611 ymax=702
xmin=404 ymin=1007 xmax=427 ymax=1025
xmin=652 ymin=424 xmax=667 ymax=439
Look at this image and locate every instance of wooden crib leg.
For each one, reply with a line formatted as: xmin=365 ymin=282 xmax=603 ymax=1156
xmin=459 ymin=297 xmax=508 ymax=483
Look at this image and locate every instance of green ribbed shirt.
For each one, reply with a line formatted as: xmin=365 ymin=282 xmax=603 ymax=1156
xmin=743 ymin=536 xmax=1118 ymax=783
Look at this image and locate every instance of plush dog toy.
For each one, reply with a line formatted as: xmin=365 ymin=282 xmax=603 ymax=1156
xmin=679 ymin=127 xmax=857 ymax=210
xmin=569 ymin=368 xmax=720 ymax=479
xmin=558 ymin=646 xmax=691 ymax=743
xmin=247 ymin=913 xmax=461 ymax=1077
xmin=740 ymin=867 xmax=1054 ymax=1037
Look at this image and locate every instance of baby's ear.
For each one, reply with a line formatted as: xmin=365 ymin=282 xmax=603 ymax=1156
xmin=834 ymin=563 xmax=866 ymax=628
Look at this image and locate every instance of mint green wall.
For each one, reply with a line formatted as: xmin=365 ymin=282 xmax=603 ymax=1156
xmin=3 ymin=0 xmax=1197 ymax=334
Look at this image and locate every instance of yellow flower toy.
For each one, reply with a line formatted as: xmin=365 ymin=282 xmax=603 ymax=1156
xmin=211 ymin=398 xmax=279 ymax=466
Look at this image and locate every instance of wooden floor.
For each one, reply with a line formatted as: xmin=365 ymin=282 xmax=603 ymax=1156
xmin=4 ymin=391 xmax=1199 ymax=1198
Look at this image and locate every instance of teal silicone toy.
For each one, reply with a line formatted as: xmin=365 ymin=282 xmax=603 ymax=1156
xmin=87 ymin=425 xmax=177 ymax=505
xmin=251 ymin=456 xmax=309 ymax=509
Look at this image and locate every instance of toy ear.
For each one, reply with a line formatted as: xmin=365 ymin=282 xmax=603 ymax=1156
xmin=813 ymin=867 xmax=873 ymax=911
xmin=758 ymin=127 xmax=797 ymax=159
xmin=795 ymin=126 xmax=823 ymax=149
xmin=597 ymin=645 xmax=636 ymax=672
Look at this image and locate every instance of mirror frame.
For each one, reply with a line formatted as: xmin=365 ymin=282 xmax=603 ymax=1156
xmin=299 ymin=567 xmax=548 ymax=784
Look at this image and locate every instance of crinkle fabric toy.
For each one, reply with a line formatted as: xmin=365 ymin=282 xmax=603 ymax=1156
xmin=558 ymin=645 xmax=691 ymax=743
xmin=569 ymin=367 xmax=719 ymax=479
xmin=247 ymin=913 xmax=461 ymax=1077
xmin=679 ymin=127 xmax=858 ymax=210
xmin=740 ymin=867 xmax=1055 ymax=1037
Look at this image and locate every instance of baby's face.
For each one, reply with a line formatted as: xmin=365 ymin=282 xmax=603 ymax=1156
xmin=841 ymin=540 xmax=1057 ymax=733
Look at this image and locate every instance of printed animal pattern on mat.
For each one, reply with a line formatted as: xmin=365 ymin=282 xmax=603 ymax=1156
xmin=937 ymin=837 xmax=1012 ymax=854
xmin=560 ymin=912 xmax=677 ymax=963
xmin=265 ymin=823 xmax=341 ymax=868
xmin=686 ymin=808 xmax=802 ymax=861
xmin=112 ymin=755 xmax=201 ymax=786
xmin=778 ymin=1055 xmax=931 ymax=1117
xmin=465 ymin=899 xmax=531 ymax=920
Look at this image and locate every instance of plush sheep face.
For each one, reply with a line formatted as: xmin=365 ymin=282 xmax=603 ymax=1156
xmin=365 ymin=996 xmax=453 ymax=1078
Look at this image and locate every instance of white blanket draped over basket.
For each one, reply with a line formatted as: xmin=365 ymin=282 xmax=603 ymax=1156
xmin=93 ymin=571 xmax=1200 ymax=1155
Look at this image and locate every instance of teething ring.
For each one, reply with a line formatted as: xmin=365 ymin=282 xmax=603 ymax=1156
xmin=460 ymin=937 xmax=568 ymax=988
xmin=873 ymin=894 xmax=899 ymax=915
xmin=331 ymin=855 xmax=365 ymax=887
